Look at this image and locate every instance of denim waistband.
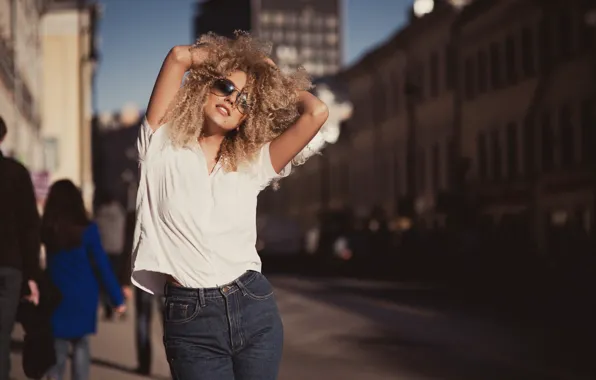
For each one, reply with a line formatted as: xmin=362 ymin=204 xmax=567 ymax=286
xmin=164 ymin=270 xmax=259 ymax=301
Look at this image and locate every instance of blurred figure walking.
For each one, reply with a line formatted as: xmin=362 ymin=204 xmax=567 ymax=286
xmin=42 ymin=180 xmax=125 ymax=380
xmin=0 ymin=117 xmax=41 ymax=380
xmin=95 ymin=194 xmax=127 ymax=320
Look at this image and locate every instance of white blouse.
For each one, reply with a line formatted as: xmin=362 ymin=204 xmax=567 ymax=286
xmin=131 ymin=119 xmax=290 ymax=294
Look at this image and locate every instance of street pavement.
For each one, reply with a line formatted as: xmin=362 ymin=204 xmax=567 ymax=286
xmin=10 ymin=275 xmax=594 ymax=380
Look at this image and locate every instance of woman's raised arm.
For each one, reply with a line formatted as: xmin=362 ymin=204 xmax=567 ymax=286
xmin=145 ymin=44 xmax=208 ymax=130
xmin=269 ymin=91 xmax=329 ymax=173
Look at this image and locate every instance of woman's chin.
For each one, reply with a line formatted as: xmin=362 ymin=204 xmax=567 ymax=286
xmin=204 ymin=114 xmax=238 ymax=134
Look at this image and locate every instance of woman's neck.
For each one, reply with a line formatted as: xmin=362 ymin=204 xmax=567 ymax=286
xmin=198 ymin=134 xmax=225 ymax=161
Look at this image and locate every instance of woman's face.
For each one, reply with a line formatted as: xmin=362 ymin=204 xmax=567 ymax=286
xmin=203 ymin=70 xmax=251 ymax=133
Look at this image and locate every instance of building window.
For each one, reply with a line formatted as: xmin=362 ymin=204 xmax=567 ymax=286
xmin=391 ymin=71 xmax=400 ymax=114
xmin=506 ymin=123 xmax=518 ymax=179
xmin=393 ymin=151 xmax=401 ymax=199
xmin=491 ymin=129 xmax=502 ymax=180
xmin=325 ymin=33 xmax=338 ymax=45
xmin=489 ymin=42 xmax=502 ymax=89
xmin=505 ymin=34 xmax=517 ymax=84
xmin=523 ymin=117 xmax=536 ymax=177
xmin=301 ymin=33 xmax=311 ymax=45
xmin=581 ymin=100 xmax=594 ymax=164
xmin=299 ymin=13 xmax=310 ymax=28
xmin=273 ymin=12 xmax=284 ymax=26
xmin=374 ymin=76 xmax=386 ymax=125
xmin=558 ymin=9 xmax=573 ymax=57
xmin=477 ymin=133 xmax=488 ymax=181
xmin=541 ymin=111 xmax=554 ymax=172
xmin=559 ymin=104 xmax=575 ymax=167
xmin=521 ymin=26 xmax=536 ymax=77
xmin=431 ymin=143 xmax=440 ymax=192
xmin=539 ymin=16 xmax=553 ymax=71
xmin=286 ymin=12 xmax=297 ymax=27
xmin=272 ymin=30 xmax=283 ymax=42
xmin=430 ymin=51 xmax=439 ymax=98
xmin=341 ymin=162 xmax=349 ymax=197
xmin=477 ymin=50 xmax=488 ymax=94
xmin=286 ymin=31 xmax=297 ymax=43
xmin=580 ymin=9 xmax=594 ymax=49
xmin=43 ymin=138 xmax=59 ymax=172
xmin=464 ymin=57 xmax=475 ymax=99
xmin=418 ymin=149 xmax=426 ymax=193
xmin=326 ymin=15 xmax=338 ymax=29
xmin=313 ymin=34 xmax=324 ymax=46
xmin=445 ymin=44 xmax=456 ymax=90
xmin=260 ymin=12 xmax=271 ymax=24
xmin=410 ymin=63 xmax=425 ymax=100
xmin=447 ymin=139 xmax=456 ymax=189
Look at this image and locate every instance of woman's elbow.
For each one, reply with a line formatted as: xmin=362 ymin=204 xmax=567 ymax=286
xmin=312 ymin=101 xmax=329 ymax=123
xmin=168 ymin=45 xmax=191 ymax=65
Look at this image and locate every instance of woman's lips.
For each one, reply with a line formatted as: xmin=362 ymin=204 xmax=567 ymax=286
xmin=216 ymin=105 xmax=230 ymax=116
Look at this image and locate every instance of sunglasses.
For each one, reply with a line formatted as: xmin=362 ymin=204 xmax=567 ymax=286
xmin=210 ymin=78 xmax=252 ymax=115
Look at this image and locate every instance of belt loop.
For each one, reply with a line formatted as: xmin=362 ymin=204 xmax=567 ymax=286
xmin=235 ymin=278 xmax=248 ymax=296
xmin=198 ymin=288 xmax=206 ymax=307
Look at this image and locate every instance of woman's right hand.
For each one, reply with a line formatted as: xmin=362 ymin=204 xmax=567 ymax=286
xmin=145 ymin=44 xmax=209 ymax=129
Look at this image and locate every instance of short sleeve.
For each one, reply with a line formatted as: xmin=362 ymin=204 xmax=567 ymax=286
xmin=256 ymin=142 xmax=292 ymax=190
xmin=137 ymin=117 xmax=167 ymax=162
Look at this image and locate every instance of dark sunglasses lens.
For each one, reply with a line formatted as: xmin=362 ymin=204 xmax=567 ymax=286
xmin=212 ymin=79 xmax=235 ymax=96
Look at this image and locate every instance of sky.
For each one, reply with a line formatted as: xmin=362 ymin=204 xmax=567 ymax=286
xmin=95 ymin=0 xmax=412 ymax=113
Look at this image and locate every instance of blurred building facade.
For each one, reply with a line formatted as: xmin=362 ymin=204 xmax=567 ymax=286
xmin=457 ymin=0 xmax=595 ymax=252
xmin=40 ymin=0 xmax=100 ymax=206
xmin=0 ymin=0 xmax=46 ymax=169
xmin=264 ymin=0 xmax=596 ymax=253
xmin=0 ymin=0 xmax=99 ymax=206
xmin=92 ymin=106 xmax=142 ymax=213
xmin=193 ymin=0 xmax=343 ymax=77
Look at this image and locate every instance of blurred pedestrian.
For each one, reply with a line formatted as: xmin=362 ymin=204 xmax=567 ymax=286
xmin=41 ymin=180 xmax=125 ymax=380
xmin=131 ymin=33 xmax=327 ymax=380
xmin=121 ymin=208 xmax=163 ymax=376
xmin=0 ymin=117 xmax=42 ymax=380
xmin=95 ymin=193 xmax=126 ymax=320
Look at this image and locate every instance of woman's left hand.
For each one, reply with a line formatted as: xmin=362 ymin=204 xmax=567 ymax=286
xmin=114 ymin=304 xmax=127 ymax=314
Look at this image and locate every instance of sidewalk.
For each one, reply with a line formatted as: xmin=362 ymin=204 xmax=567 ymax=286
xmin=9 ymin=285 xmax=401 ymax=380
xmin=10 ymin=300 xmax=170 ymax=380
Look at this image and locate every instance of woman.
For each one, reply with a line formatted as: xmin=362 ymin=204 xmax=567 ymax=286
xmin=131 ymin=32 xmax=328 ymax=380
xmin=42 ymin=180 xmax=126 ymax=380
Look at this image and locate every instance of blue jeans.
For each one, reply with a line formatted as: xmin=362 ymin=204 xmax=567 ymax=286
xmin=47 ymin=336 xmax=90 ymax=380
xmin=163 ymin=271 xmax=283 ymax=380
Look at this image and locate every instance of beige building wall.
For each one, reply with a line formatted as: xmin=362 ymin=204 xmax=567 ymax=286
xmin=0 ymin=0 xmax=45 ymax=170
xmin=403 ymin=11 xmax=457 ymax=224
xmin=41 ymin=6 xmax=96 ymax=206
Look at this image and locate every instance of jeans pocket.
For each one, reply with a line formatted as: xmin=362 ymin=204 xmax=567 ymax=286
xmin=164 ymin=296 xmax=201 ymax=324
xmin=242 ymin=272 xmax=274 ymax=301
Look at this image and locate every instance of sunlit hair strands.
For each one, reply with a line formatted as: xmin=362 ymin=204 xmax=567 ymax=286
xmin=161 ymin=31 xmax=313 ymax=172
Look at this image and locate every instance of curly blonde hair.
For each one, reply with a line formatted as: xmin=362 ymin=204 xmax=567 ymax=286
xmin=161 ymin=31 xmax=313 ymax=172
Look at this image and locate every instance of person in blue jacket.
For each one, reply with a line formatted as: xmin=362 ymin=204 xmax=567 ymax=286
xmin=41 ymin=180 xmax=126 ymax=380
